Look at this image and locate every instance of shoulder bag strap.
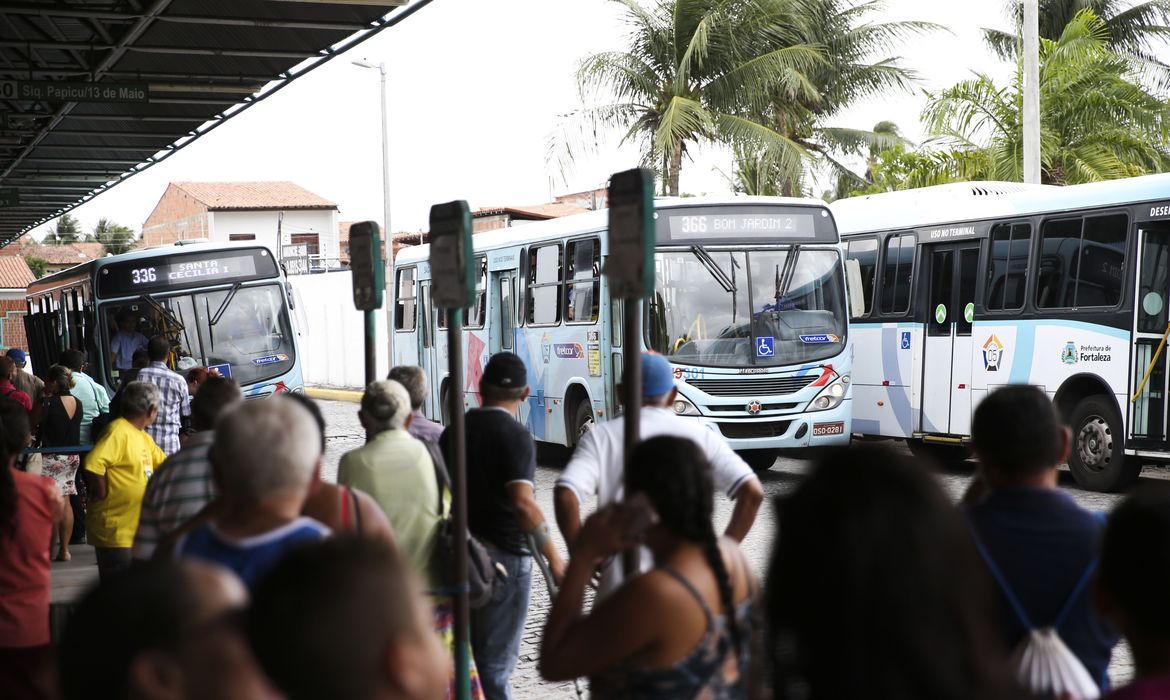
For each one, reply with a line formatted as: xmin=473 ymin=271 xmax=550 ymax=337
xmin=426 ymin=442 xmax=452 ymax=519
xmin=1053 ymin=559 xmax=1099 ymax=629
xmin=966 ymin=519 xmax=1036 ymax=630
xmin=340 ymin=485 xmax=351 ymax=531
xmin=350 ymin=486 xmax=363 ymax=535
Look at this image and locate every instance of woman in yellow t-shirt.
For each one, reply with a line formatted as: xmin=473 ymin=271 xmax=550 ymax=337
xmin=84 ymin=381 xmax=166 ymax=581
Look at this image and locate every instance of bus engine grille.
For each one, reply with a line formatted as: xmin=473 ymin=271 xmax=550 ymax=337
xmin=685 ymin=375 xmax=815 ymax=397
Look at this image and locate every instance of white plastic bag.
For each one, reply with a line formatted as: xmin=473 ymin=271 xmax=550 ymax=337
xmin=1011 ymin=627 xmax=1100 ymax=700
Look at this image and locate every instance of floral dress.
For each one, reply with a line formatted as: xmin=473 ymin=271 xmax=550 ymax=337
xmin=39 ymin=394 xmax=82 ymax=496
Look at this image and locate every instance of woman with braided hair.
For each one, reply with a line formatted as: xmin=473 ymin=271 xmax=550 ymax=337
xmin=541 ymin=435 xmax=759 ymax=699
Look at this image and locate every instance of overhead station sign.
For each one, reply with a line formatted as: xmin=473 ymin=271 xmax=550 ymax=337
xmin=0 ymin=80 xmax=149 ymax=103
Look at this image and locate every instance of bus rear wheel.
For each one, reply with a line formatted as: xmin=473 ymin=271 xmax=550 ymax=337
xmin=739 ymin=449 xmax=777 ymax=474
xmin=1067 ymin=395 xmax=1140 ymax=492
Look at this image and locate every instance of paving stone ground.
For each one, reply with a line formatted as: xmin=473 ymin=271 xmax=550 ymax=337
xmin=314 ymin=399 xmax=1158 ymax=697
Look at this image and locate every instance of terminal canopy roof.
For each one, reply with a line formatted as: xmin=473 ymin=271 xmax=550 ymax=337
xmin=0 ymin=0 xmax=416 ymax=246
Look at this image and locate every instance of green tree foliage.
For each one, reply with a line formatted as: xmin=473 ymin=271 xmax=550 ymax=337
xmin=984 ymin=1 xmax=1170 ymax=87
xmin=25 ymin=256 xmax=49 ymax=279
xmin=48 ymin=214 xmax=81 ymax=245
xmin=919 ymin=9 xmax=1170 ymax=186
xmin=92 ymin=218 xmax=137 ymax=256
xmin=552 ymin=0 xmax=825 ymax=196
xmin=732 ymin=1 xmax=933 ymax=196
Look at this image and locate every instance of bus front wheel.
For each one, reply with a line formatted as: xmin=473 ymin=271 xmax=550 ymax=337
xmin=739 ymin=450 xmax=777 ymax=474
xmin=1067 ymin=395 xmax=1140 ymax=492
xmin=571 ymin=399 xmax=594 ymax=447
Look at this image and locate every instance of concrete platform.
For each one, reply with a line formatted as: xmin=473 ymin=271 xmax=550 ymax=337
xmin=49 ymin=544 xmax=99 ymax=642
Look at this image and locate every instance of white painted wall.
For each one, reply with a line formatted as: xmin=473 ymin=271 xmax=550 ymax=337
xmin=207 ymin=209 xmax=340 ymax=261
xmin=288 ymin=271 xmax=393 ymax=389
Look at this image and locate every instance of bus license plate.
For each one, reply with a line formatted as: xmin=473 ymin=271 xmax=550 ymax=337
xmin=812 ymin=422 xmax=845 ymax=437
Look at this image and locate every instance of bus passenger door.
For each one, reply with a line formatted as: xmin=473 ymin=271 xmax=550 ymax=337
xmin=920 ymin=243 xmax=979 ymax=435
xmin=488 ymin=270 xmax=517 ymax=355
xmin=1132 ymin=225 xmax=1170 ymax=445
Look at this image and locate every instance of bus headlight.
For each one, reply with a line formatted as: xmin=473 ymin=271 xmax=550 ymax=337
xmin=673 ymin=397 xmax=701 ymax=416
xmin=809 ymin=375 xmax=849 ymax=412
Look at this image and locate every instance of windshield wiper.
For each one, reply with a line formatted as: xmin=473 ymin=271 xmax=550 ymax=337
xmin=141 ymin=294 xmax=184 ymax=331
xmin=210 ymin=283 xmax=242 ymax=327
xmin=776 ymin=245 xmax=802 ymax=299
xmin=690 ymin=245 xmax=736 ymax=294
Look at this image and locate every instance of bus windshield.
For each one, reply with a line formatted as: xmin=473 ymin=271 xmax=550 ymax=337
xmin=103 ymin=283 xmax=295 ymax=386
xmin=648 ymin=247 xmax=846 ymax=367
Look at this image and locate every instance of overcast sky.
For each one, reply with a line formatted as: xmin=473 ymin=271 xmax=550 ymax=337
xmin=53 ymin=0 xmax=1015 ymax=239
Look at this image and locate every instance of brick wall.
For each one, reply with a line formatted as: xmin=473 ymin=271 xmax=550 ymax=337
xmin=0 ymin=299 xmax=27 ymax=351
xmin=142 ymin=185 xmax=210 ymax=246
xmin=472 ymin=213 xmax=510 ymax=234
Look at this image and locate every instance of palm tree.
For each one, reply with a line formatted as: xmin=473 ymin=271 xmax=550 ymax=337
xmin=984 ymin=1 xmax=1170 ymax=86
xmin=923 ymin=9 xmax=1170 ymax=185
xmin=732 ymin=0 xmax=934 ymax=196
xmin=92 ymin=218 xmax=137 ymax=256
xmin=551 ymin=0 xmax=823 ymax=196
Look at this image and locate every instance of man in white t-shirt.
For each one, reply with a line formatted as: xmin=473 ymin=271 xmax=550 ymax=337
xmin=554 ymin=352 xmax=764 ymax=600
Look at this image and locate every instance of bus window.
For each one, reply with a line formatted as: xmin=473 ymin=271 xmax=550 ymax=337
xmin=527 ymin=244 xmax=562 ymax=326
xmin=879 ymin=233 xmax=915 ymax=315
xmin=499 ymin=277 xmax=514 ymax=350
xmin=611 ymin=294 xmax=622 ymax=347
xmin=468 ymin=257 xmax=487 ymax=329
xmin=986 ymin=223 xmax=1031 ymax=311
xmin=395 ymin=267 xmax=416 ymax=332
xmin=420 ymin=284 xmax=433 ymax=348
xmin=845 ymin=237 xmax=878 ymax=316
xmin=438 ymin=257 xmax=486 ymax=329
xmin=1036 ymin=214 xmax=1126 ymax=308
xmin=1139 ymin=233 xmax=1169 ymax=333
xmin=1077 ymin=214 xmax=1126 ymax=307
xmin=566 ymin=238 xmax=600 ymax=324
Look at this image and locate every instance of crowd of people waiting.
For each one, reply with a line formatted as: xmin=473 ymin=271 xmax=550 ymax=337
xmin=2 ymin=342 xmax=1170 ymax=700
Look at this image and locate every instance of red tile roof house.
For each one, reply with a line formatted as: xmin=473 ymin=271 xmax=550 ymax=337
xmin=14 ymin=241 xmax=106 ymax=274
xmin=141 ymin=182 xmax=340 ymax=267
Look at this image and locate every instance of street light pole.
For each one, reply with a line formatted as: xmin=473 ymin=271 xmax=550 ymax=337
xmin=1022 ymin=0 xmax=1041 ymax=184
xmin=353 ymin=58 xmax=395 ymax=367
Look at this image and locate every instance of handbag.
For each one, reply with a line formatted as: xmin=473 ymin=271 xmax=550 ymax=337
xmin=425 ymin=442 xmax=504 ymax=608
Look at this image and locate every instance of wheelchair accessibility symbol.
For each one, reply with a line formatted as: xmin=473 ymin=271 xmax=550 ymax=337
xmin=755 ymin=336 xmax=775 ymax=357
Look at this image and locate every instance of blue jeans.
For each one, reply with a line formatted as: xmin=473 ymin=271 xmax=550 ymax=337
xmin=470 ymin=549 xmax=533 ymax=700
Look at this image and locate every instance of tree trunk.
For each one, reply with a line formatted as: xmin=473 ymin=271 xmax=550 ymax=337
xmin=667 ymin=141 xmax=683 ymax=196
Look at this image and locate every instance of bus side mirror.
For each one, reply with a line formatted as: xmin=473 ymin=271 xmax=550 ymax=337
xmin=845 ymin=258 xmax=865 ymax=318
xmin=285 ymin=281 xmax=296 ymax=310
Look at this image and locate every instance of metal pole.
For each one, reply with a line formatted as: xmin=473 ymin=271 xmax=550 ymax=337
xmin=621 ymin=297 xmax=642 ymax=576
xmin=1022 ymin=0 xmax=1041 ymax=184
xmin=379 ymin=63 xmax=395 ymax=368
xmin=447 ymin=310 xmax=471 ymax=700
xmin=364 ymin=309 xmax=376 ymax=386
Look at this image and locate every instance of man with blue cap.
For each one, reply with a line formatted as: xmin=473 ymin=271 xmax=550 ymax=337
xmin=554 ymin=352 xmax=763 ymax=600
xmin=6 ymin=348 xmax=43 ymax=417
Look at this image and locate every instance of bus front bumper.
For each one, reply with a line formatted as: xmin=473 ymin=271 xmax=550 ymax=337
xmin=684 ymin=400 xmax=852 ymax=452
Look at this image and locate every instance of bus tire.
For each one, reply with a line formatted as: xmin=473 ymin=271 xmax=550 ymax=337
xmin=1067 ymin=395 xmax=1140 ymax=492
xmin=739 ymin=449 xmax=777 ymax=474
xmin=571 ymin=399 xmax=594 ymax=447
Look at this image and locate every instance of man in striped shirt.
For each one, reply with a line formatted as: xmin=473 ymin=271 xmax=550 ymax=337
xmin=136 ymin=336 xmax=191 ymax=456
xmin=132 ymin=377 xmax=242 ymax=560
